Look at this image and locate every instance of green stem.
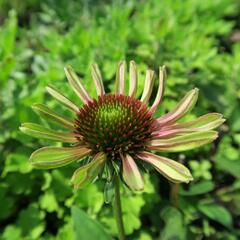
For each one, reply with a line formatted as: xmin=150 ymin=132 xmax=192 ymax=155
xmin=113 ymin=175 xmax=125 ymax=240
xmin=170 ymin=183 xmax=179 ymax=208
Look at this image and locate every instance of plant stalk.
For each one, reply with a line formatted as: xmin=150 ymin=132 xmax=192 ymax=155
xmin=113 ymin=175 xmax=125 ymax=240
xmin=170 ymin=183 xmax=180 ymax=208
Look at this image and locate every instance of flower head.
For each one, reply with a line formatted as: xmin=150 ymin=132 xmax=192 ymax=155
xmin=20 ymin=61 xmax=225 ymax=190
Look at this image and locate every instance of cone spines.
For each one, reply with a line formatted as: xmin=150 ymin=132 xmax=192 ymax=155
xmin=75 ymin=94 xmax=155 ymax=158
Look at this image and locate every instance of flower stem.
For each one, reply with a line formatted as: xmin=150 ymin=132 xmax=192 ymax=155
xmin=170 ymin=183 xmax=179 ymax=208
xmin=113 ymin=175 xmax=125 ymax=240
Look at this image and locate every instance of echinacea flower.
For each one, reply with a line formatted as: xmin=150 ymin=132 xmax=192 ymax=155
xmin=20 ymin=61 xmax=225 ymax=191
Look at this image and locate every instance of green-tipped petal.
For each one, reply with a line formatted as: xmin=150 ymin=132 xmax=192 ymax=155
xmin=157 ymin=88 xmax=199 ymax=125
xmin=71 ymin=152 xmax=106 ymax=189
xmin=91 ymin=63 xmax=105 ymax=96
xmin=168 ymin=113 xmax=225 ymax=131
xmin=150 ymin=66 xmax=166 ymax=113
xmin=137 ymin=151 xmax=193 ymax=183
xmin=128 ymin=61 xmax=138 ymax=97
xmin=140 ymin=69 xmax=155 ymax=104
xmin=46 ymin=86 xmax=79 ymax=112
xmin=121 ymin=154 xmax=144 ymax=191
xmin=116 ymin=61 xmax=125 ymax=95
xmin=20 ymin=123 xmax=79 ymax=142
xmin=149 ymin=131 xmax=218 ymax=152
xmin=64 ymin=66 xmax=92 ymax=104
xmin=29 ymin=146 xmax=91 ymax=169
xmin=32 ymin=103 xmax=75 ymax=130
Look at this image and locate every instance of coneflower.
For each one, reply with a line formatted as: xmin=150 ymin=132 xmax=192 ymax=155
xmin=20 ymin=61 xmax=224 ymax=191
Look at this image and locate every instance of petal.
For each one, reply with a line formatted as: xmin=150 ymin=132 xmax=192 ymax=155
xmin=165 ymin=113 xmax=225 ymax=131
xmin=137 ymin=151 xmax=193 ymax=183
xmin=46 ymin=86 xmax=79 ymax=112
xmin=121 ymin=154 xmax=144 ymax=191
xmin=140 ymin=69 xmax=155 ymax=104
xmin=153 ymin=113 xmax=225 ymax=139
xmin=150 ymin=66 xmax=166 ymax=113
xmin=157 ymin=88 xmax=199 ymax=125
xmin=64 ymin=66 xmax=92 ymax=104
xmin=91 ymin=63 xmax=105 ymax=96
xmin=148 ymin=131 xmax=218 ymax=152
xmin=20 ymin=123 xmax=79 ymax=142
xmin=116 ymin=61 xmax=125 ymax=95
xmin=29 ymin=145 xmax=91 ymax=169
xmin=128 ymin=61 xmax=138 ymax=97
xmin=71 ymin=152 xmax=106 ymax=189
xmin=32 ymin=103 xmax=75 ymax=130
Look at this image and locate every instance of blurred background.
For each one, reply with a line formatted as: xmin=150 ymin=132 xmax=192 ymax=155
xmin=0 ymin=0 xmax=240 ymax=239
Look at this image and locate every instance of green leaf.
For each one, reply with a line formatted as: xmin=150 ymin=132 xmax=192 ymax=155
xmin=198 ymin=203 xmax=233 ymax=228
xmin=71 ymin=206 xmax=111 ymax=240
xmin=180 ymin=181 xmax=215 ymax=196
xmin=160 ymin=206 xmax=186 ymax=240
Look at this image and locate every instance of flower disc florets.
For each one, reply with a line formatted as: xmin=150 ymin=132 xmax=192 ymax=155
xmin=76 ymin=94 xmax=155 ymax=159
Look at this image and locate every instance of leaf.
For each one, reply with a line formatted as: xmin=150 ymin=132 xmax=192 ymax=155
xmin=71 ymin=206 xmax=111 ymax=240
xmin=180 ymin=181 xmax=215 ymax=196
xmin=198 ymin=203 xmax=233 ymax=228
xmin=160 ymin=206 xmax=186 ymax=240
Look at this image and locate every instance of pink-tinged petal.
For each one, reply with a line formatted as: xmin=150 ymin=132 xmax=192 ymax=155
xmin=152 ymin=128 xmax=193 ymax=139
xmin=148 ymin=131 xmax=218 ymax=152
xmin=29 ymin=145 xmax=91 ymax=169
xmin=157 ymin=88 xmax=199 ymax=125
xmin=164 ymin=113 xmax=225 ymax=131
xmin=128 ymin=61 xmax=138 ymax=97
xmin=152 ymin=113 xmax=225 ymax=139
xmin=140 ymin=69 xmax=155 ymax=104
xmin=32 ymin=103 xmax=75 ymax=130
xmin=121 ymin=154 xmax=144 ymax=191
xmin=91 ymin=63 xmax=105 ymax=96
xmin=116 ymin=61 xmax=125 ymax=95
xmin=46 ymin=86 xmax=79 ymax=112
xmin=150 ymin=66 xmax=166 ymax=113
xmin=20 ymin=123 xmax=79 ymax=143
xmin=64 ymin=66 xmax=92 ymax=104
xmin=137 ymin=151 xmax=193 ymax=183
xmin=71 ymin=152 xmax=106 ymax=189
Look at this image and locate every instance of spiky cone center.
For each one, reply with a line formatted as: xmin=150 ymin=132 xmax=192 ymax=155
xmin=75 ymin=94 xmax=155 ymax=159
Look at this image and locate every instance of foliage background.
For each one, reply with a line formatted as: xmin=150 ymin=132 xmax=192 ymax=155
xmin=0 ymin=0 xmax=240 ymax=239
